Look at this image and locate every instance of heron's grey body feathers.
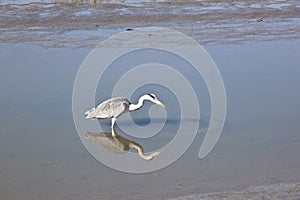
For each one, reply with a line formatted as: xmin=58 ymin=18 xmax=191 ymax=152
xmin=85 ymin=97 xmax=130 ymax=119
xmin=84 ymin=108 xmax=96 ymax=119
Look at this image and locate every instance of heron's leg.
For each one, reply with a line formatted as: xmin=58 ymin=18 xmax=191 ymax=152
xmin=111 ymin=118 xmax=117 ymax=137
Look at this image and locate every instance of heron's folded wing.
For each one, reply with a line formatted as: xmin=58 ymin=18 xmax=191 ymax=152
xmin=109 ymin=101 xmax=129 ymax=118
xmin=95 ymin=98 xmax=129 ymax=118
xmin=95 ymin=103 xmax=113 ymax=118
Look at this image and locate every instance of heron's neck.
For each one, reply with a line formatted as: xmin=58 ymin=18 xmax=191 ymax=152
xmin=129 ymin=96 xmax=146 ymax=111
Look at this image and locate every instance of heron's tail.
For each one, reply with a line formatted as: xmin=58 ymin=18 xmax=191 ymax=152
xmin=85 ymin=108 xmax=97 ymax=119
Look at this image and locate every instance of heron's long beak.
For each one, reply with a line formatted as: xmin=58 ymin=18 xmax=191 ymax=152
xmin=156 ymin=100 xmax=167 ymax=109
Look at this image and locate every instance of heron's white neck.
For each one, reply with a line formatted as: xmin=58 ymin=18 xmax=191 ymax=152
xmin=129 ymin=95 xmax=148 ymax=111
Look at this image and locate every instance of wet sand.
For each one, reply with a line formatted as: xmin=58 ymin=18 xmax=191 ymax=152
xmin=0 ymin=1 xmax=300 ymax=200
xmin=0 ymin=0 xmax=300 ymax=48
xmin=170 ymin=183 xmax=300 ymax=200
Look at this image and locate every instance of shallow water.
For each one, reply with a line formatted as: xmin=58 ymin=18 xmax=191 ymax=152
xmin=0 ymin=39 xmax=300 ymax=199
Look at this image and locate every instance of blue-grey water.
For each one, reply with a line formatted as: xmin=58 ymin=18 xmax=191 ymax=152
xmin=0 ymin=39 xmax=300 ymax=199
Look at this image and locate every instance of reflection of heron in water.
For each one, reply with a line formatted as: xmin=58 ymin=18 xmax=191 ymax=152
xmin=85 ymin=94 xmax=166 ymax=137
xmin=85 ymin=132 xmax=164 ymax=160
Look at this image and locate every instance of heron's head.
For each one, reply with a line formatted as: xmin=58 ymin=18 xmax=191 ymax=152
xmin=145 ymin=93 xmax=166 ymax=109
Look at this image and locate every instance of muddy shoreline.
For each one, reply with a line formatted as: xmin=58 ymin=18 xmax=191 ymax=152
xmin=170 ymin=182 xmax=300 ymax=200
xmin=1 ymin=0 xmax=299 ymax=48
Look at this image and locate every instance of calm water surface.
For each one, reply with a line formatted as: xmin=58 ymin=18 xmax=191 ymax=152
xmin=0 ymin=40 xmax=299 ymax=199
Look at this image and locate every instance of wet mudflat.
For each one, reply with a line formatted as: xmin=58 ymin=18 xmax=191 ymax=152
xmin=0 ymin=0 xmax=299 ymax=47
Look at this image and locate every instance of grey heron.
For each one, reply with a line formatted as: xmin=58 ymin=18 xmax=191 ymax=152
xmin=85 ymin=94 xmax=166 ymax=136
xmin=85 ymin=132 xmax=164 ymax=160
